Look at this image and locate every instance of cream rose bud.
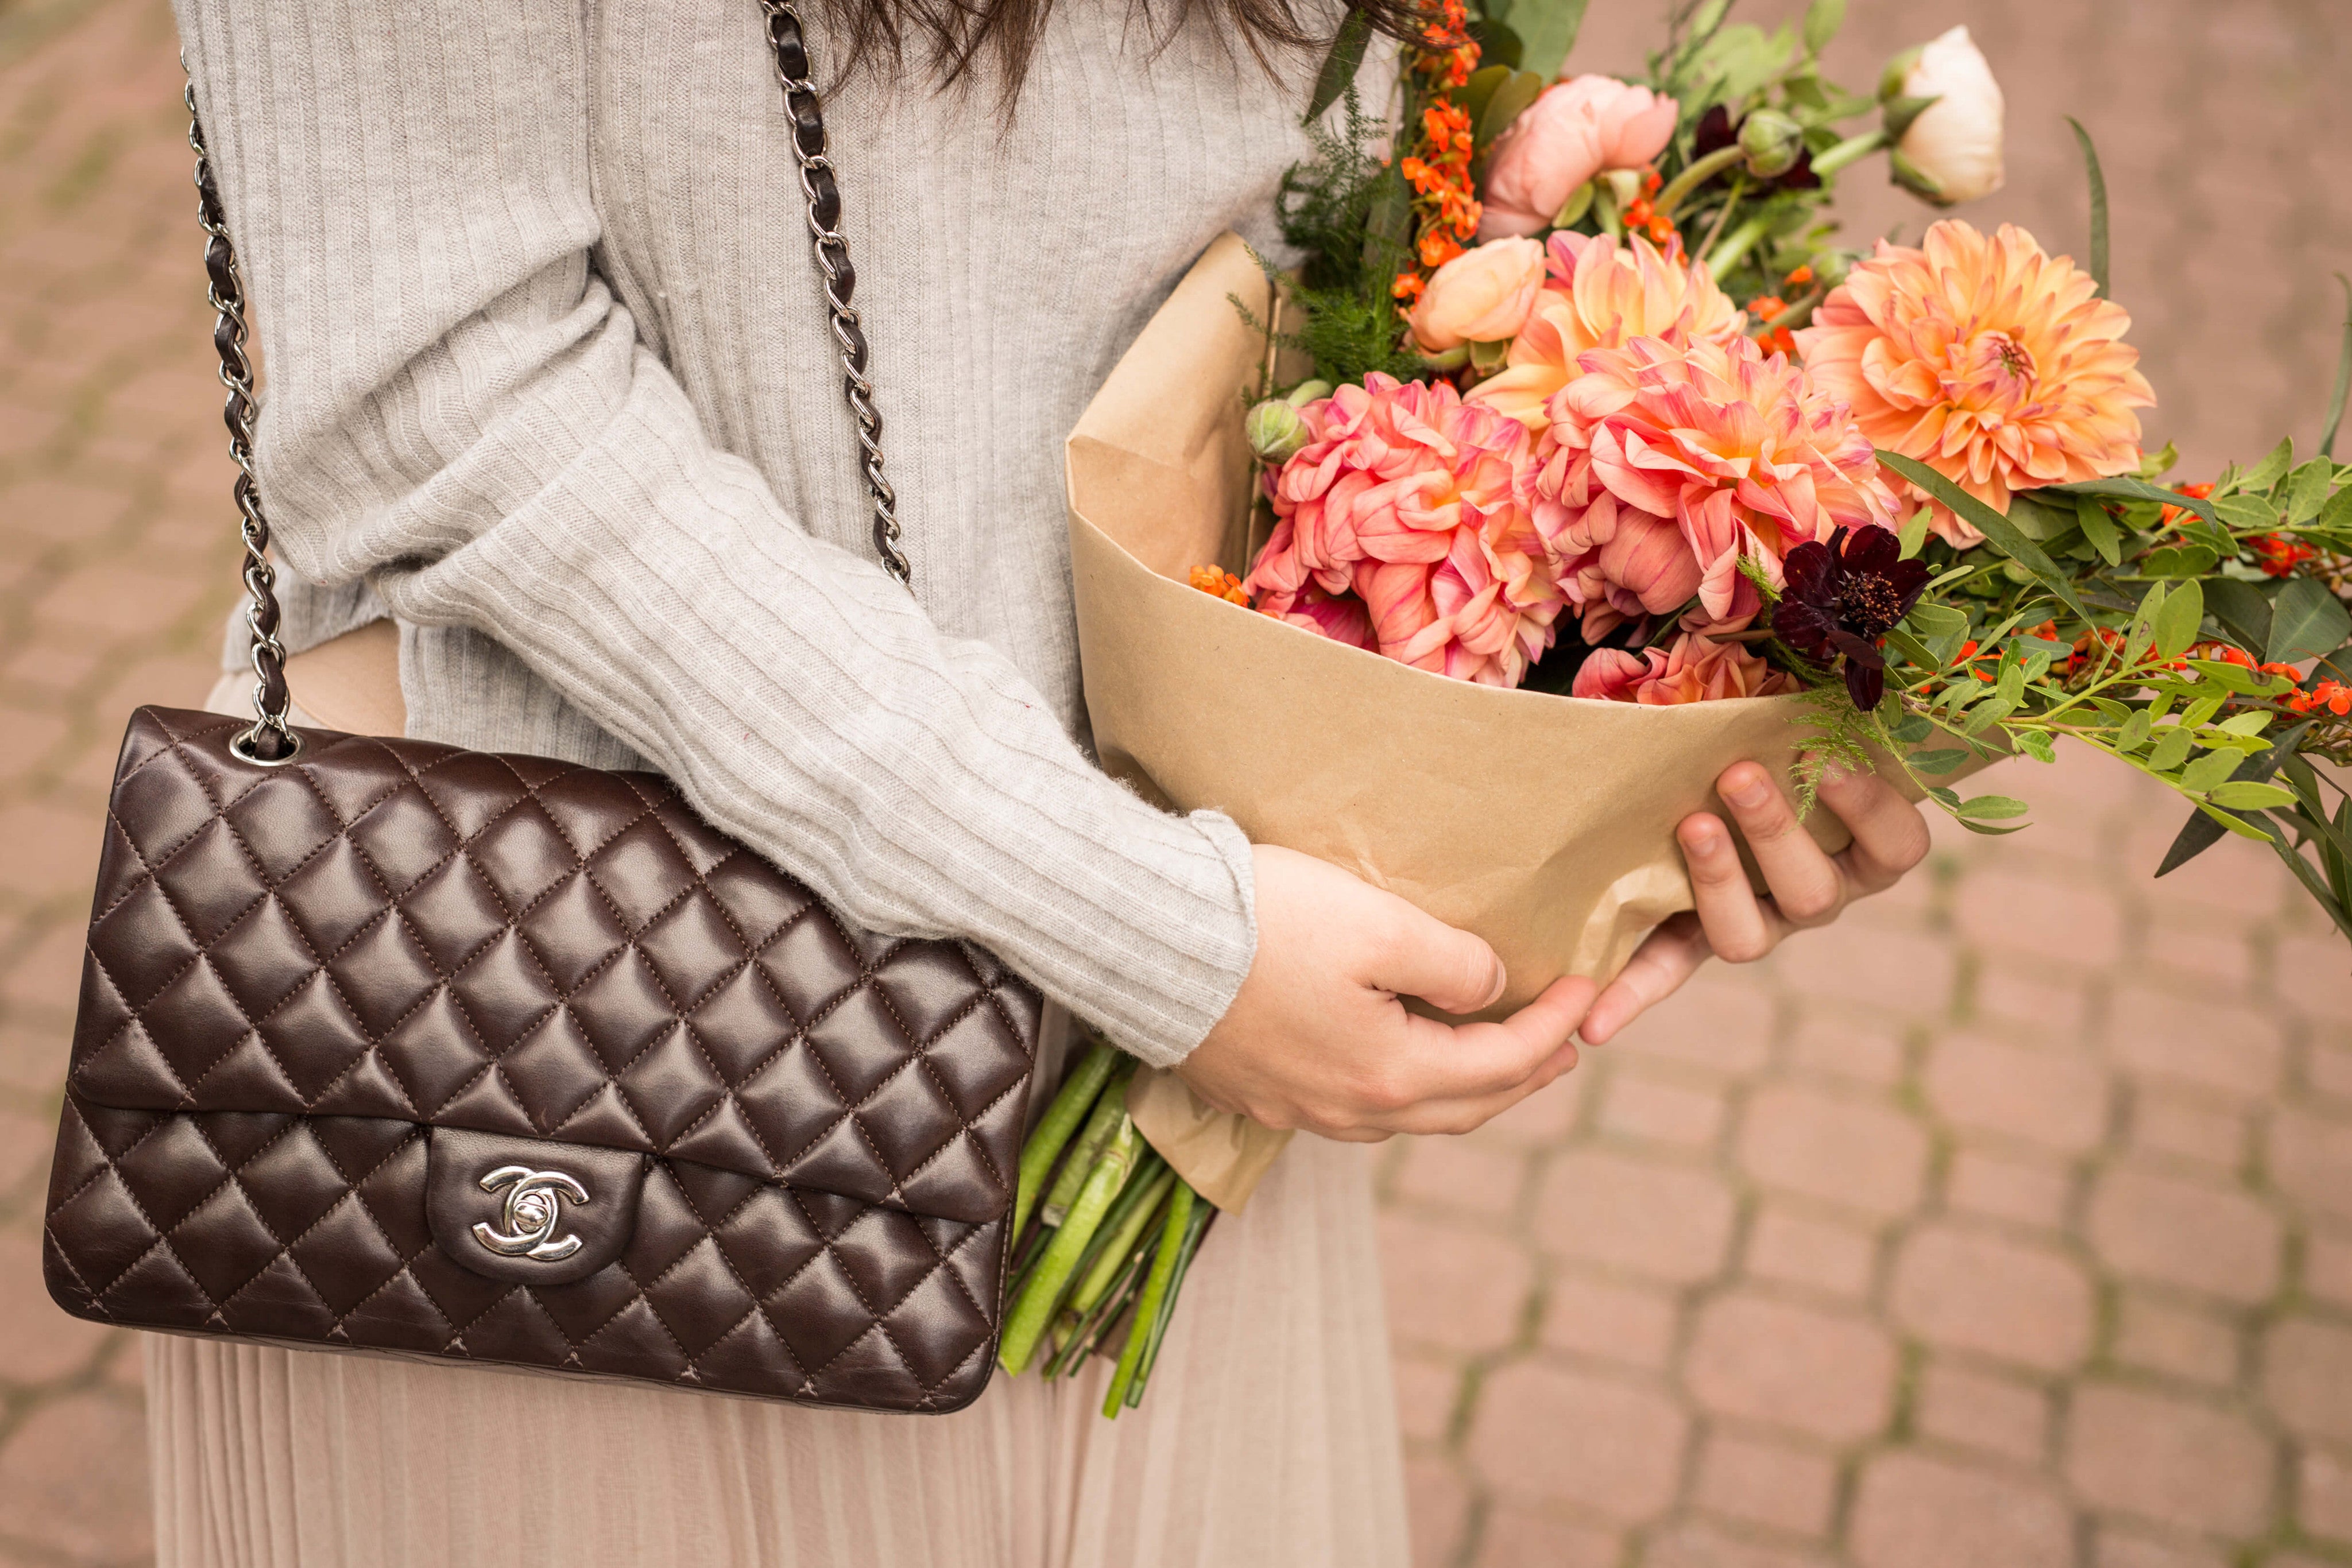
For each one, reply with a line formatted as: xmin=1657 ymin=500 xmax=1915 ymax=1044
xmin=1406 ymin=237 xmax=1548 ymax=353
xmin=1893 ymin=25 xmax=2005 ymax=206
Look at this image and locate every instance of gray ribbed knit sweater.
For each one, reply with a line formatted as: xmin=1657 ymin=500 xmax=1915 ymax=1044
xmin=177 ymin=0 xmax=1371 ymax=1064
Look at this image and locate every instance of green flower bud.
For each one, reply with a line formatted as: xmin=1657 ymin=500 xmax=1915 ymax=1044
xmin=1284 ymin=379 xmax=1333 ymax=408
xmin=1245 ymin=398 xmax=1311 ymax=463
xmin=1739 ymin=109 xmax=1806 ymax=179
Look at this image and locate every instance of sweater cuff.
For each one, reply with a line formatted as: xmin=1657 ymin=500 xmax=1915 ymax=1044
xmin=1099 ymin=808 xmax=1257 ymax=1068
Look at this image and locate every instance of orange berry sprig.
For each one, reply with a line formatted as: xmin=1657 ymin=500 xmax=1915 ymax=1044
xmin=1391 ymin=0 xmax=1483 ymax=306
xmin=1189 ymin=566 xmax=1251 ymax=607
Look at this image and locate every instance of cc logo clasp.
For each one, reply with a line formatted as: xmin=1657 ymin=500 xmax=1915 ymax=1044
xmin=471 ymin=1165 xmax=591 ymax=1262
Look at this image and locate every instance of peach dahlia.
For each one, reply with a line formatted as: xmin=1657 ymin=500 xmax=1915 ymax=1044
xmin=1794 ymin=220 xmax=2153 ymax=545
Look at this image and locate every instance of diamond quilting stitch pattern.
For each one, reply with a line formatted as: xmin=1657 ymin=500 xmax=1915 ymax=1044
xmin=43 ymin=706 xmax=1040 ymax=1413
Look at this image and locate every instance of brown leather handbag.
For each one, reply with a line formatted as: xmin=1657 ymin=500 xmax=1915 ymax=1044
xmin=41 ymin=2 xmax=1041 ymax=1415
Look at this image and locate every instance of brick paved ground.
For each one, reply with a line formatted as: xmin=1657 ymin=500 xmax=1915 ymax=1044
xmin=0 ymin=1 xmax=2346 ymax=1566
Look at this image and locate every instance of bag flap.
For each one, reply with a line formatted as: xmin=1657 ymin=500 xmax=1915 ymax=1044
xmin=68 ymin=709 xmax=1039 ymax=1227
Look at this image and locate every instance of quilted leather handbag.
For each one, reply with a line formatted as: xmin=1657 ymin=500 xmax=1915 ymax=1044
xmin=41 ymin=1 xmax=1042 ymax=1415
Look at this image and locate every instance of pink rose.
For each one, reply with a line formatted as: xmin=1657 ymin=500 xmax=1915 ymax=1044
xmin=1479 ymin=76 xmax=1681 ymax=242
xmin=1406 ymin=237 xmax=1547 ymax=353
xmin=1570 ymin=632 xmax=1796 ymax=704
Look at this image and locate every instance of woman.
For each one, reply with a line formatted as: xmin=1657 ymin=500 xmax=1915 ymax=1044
xmin=158 ymin=0 xmax=1932 ymax=1563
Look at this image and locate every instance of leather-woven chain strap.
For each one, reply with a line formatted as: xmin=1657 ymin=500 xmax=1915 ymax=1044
xmin=187 ymin=2 xmax=906 ymax=768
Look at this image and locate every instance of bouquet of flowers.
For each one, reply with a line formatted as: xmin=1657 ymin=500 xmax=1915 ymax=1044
xmin=1007 ymin=0 xmax=2352 ymax=1414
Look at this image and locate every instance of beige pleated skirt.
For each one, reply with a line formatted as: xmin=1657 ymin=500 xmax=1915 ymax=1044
xmin=164 ymin=683 xmax=1403 ymax=1566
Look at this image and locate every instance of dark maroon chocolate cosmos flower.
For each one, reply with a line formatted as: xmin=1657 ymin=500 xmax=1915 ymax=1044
xmin=1772 ymin=525 xmax=1933 ymax=710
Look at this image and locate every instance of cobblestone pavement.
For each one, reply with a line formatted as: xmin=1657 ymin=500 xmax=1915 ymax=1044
xmin=0 ymin=2 xmax=2346 ymax=1566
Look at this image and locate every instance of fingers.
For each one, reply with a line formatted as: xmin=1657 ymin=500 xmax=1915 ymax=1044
xmin=1581 ymin=912 xmax=1709 ymax=1045
xmin=1359 ymin=896 xmax=1510 ymax=1015
xmin=1678 ymin=808 xmax=1785 ymax=962
xmin=1714 ymin=761 xmax=1847 ymax=928
xmin=1816 ymin=762 xmax=1932 ymax=893
xmin=1384 ymin=975 xmax=1595 ymax=1108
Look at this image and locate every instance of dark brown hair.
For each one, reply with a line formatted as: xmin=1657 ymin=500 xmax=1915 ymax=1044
xmin=815 ymin=0 xmax=1417 ymax=101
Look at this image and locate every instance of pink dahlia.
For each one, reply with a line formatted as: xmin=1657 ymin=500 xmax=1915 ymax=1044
xmin=1533 ymin=333 xmax=1902 ymax=640
xmin=1572 ymin=632 xmax=1797 ymax=704
xmin=1246 ymin=374 xmax=1563 ymax=687
xmin=1793 ymin=220 xmax=2153 ymax=545
xmin=1467 ymin=232 xmax=1746 ymax=435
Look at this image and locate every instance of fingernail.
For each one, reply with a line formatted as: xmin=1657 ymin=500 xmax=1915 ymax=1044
xmin=1725 ymin=773 xmax=1770 ymax=808
xmin=1484 ymin=959 xmax=1508 ymax=1009
xmin=1682 ymin=818 xmax=1726 ymax=855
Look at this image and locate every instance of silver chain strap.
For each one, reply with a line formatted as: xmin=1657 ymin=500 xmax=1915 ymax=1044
xmin=186 ymin=6 xmax=905 ymax=771
xmin=186 ymin=71 xmax=300 ymax=765
xmin=760 ymin=0 xmax=909 ymax=584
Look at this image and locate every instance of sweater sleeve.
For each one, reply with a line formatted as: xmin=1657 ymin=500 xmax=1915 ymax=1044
xmin=172 ymin=0 xmax=1255 ymax=1067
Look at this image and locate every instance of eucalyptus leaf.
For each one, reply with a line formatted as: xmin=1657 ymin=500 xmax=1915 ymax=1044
xmin=2207 ymin=805 xmax=2280 ymax=845
xmin=2218 ymin=708 xmax=2274 ymax=737
xmin=2215 ymin=494 xmax=2280 ymax=532
xmin=2241 ymin=438 xmax=2295 ymax=495
xmin=2014 ymin=731 xmax=2057 ymax=764
xmin=1898 ymin=506 xmax=1931 ymax=560
xmin=2267 ymin=575 xmax=2352 ymax=664
xmin=1956 ymin=819 xmax=2032 ymax=837
xmin=2204 ymin=577 xmax=2274 ymax=656
xmin=2180 ymin=694 xmax=2226 ymax=730
xmin=2288 ymin=459 xmax=2335 ymax=524
xmin=2152 ymin=579 xmax=2203 ymax=660
xmin=2051 ymin=475 xmax=2220 ymax=524
xmin=2117 ymin=710 xmax=2151 ymax=753
xmin=1455 ymin=64 xmax=1512 ymax=140
xmin=2181 ymin=748 xmax=2243 ymax=794
xmin=2208 ymin=781 xmax=2299 ymax=811
xmin=2154 ymin=718 xmax=2312 ymax=876
xmin=1954 ymin=794 xmax=2030 ymax=820
xmin=2146 ymin=727 xmax=2195 ymax=773
xmin=2075 ymin=496 xmax=2122 ymax=567
xmin=1889 ymin=714 xmax=1934 ymax=744
xmin=1303 ymin=10 xmax=1372 ymax=125
xmin=1475 ymin=71 xmax=1546 ymax=172
xmin=1907 ymin=749 xmax=1971 ymax=775
xmin=2141 ymin=545 xmax=2219 ymax=579
xmin=1884 ymin=626 xmax=1941 ymax=672
xmin=2005 ymin=493 xmax=2079 ymax=541
xmin=2314 ymin=483 xmax=2352 ymax=533
xmin=1879 ymin=455 xmax=2090 ymax=624
xmin=2184 ymin=660 xmax=2267 ymax=695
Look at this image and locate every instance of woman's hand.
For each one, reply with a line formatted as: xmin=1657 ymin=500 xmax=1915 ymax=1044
xmin=1580 ymin=760 xmax=1933 ymax=1044
xmin=1177 ymin=846 xmax=1594 ymax=1143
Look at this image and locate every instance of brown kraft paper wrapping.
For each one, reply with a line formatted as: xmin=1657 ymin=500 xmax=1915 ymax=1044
xmin=1069 ymin=234 xmax=1990 ymax=1211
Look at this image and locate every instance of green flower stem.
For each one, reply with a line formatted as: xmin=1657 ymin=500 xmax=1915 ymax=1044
xmin=1069 ymin=1160 xmax=1175 ymax=1317
xmin=1124 ymin=1201 xmax=1216 ymax=1409
xmin=1808 ymin=127 xmax=1890 ymax=178
xmin=1012 ymin=1039 xmax=1120 ymax=1243
xmin=1654 ymin=144 xmax=1745 ymax=220
xmin=1044 ymin=1240 xmax=1150 ymax=1380
xmin=1703 ymin=213 xmax=1773 ymax=281
xmin=1102 ymin=1183 xmax=1196 ymax=1415
xmin=1000 ymin=1118 xmax=1142 ymax=1376
xmin=1039 ymin=1062 xmax=1134 ymax=1229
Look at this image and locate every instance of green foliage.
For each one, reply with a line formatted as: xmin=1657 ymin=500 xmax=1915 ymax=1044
xmin=1270 ymin=91 xmax=1428 ymax=386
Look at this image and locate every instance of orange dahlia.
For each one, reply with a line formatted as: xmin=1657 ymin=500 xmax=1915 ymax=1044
xmin=1793 ymin=221 xmax=2153 ymax=545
